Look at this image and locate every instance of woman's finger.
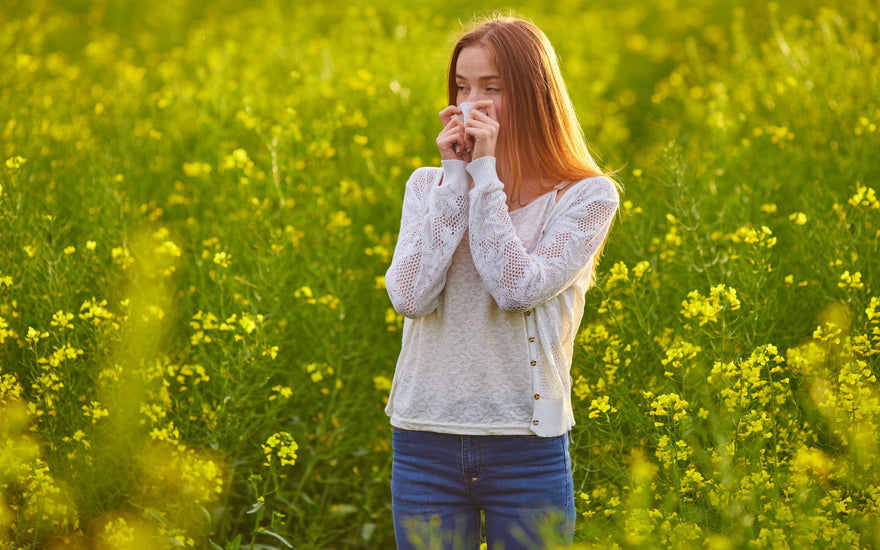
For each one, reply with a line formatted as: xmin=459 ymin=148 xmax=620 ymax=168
xmin=436 ymin=122 xmax=471 ymax=161
xmin=471 ymin=100 xmax=496 ymax=121
xmin=438 ymin=105 xmax=461 ymax=127
xmin=465 ymin=115 xmax=499 ymax=159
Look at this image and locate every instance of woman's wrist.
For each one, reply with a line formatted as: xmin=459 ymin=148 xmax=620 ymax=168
xmin=465 ymin=156 xmax=500 ymax=190
xmin=439 ymin=159 xmax=469 ymax=192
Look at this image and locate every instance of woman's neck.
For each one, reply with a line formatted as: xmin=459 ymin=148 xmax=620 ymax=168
xmin=504 ymin=175 xmax=558 ymax=211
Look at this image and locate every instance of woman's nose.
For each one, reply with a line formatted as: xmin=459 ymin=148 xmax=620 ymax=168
xmin=465 ymin=91 xmax=483 ymax=102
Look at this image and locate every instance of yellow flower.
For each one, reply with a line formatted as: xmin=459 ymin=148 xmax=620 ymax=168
xmin=588 ymin=395 xmax=617 ymax=418
xmin=788 ymin=211 xmax=808 ymax=225
xmin=22 ymin=459 xmax=79 ymax=530
xmin=848 ymin=183 xmax=879 ymax=209
xmin=791 ymin=446 xmax=832 ymax=485
xmin=82 ymin=401 xmax=110 ymax=423
xmin=111 ymin=246 xmax=134 ymax=269
xmin=238 ymin=313 xmax=260 ymax=334
xmin=306 ymin=362 xmax=334 ymax=383
xmin=5 ymin=155 xmax=27 ymax=169
xmin=680 ymin=284 xmax=740 ymax=325
xmin=622 ymin=200 xmax=643 ymax=215
xmin=26 ymin=326 xmax=48 ymax=342
xmin=294 ymin=286 xmax=314 ymax=301
xmin=212 ymin=251 xmax=230 ymax=268
xmin=728 ymin=225 xmax=776 ymax=247
xmin=649 ymin=393 xmax=689 ymax=426
xmin=99 ymin=516 xmax=136 ymax=548
xmin=661 ymin=340 xmax=702 ymax=370
xmin=604 ymin=261 xmax=629 ymax=289
xmin=680 ymin=467 xmax=707 ymax=495
xmin=632 ymin=260 xmax=651 ymax=278
xmin=79 ymin=298 xmax=114 ymax=324
xmin=270 ymin=385 xmax=293 ymax=400
xmin=155 ymin=240 xmax=181 ymax=258
xmin=262 ymin=431 xmax=298 ymax=467
xmin=182 ymin=161 xmax=213 ymax=177
xmin=837 ymin=270 xmax=864 ymax=290
xmin=51 ymin=310 xmax=75 ymax=329
xmin=385 ymin=307 xmax=403 ymax=332
xmin=327 ymin=210 xmax=352 ymax=232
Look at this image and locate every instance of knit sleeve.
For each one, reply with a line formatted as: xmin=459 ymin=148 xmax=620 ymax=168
xmin=385 ymin=161 xmax=470 ymax=318
xmin=466 ymin=156 xmax=619 ymax=312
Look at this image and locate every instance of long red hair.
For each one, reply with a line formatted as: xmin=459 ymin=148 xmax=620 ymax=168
xmin=447 ymin=16 xmax=610 ymax=193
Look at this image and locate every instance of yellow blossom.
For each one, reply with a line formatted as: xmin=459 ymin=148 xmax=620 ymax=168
xmin=848 ymin=183 xmax=879 ymax=209
xmin=632 ymin=260 xmax=651 ymax=278
xmin=838 ymin=270 xmax=864 ymax=291
xmin=182 ymin=161 xmax=213 ymax=177
xmin=373 ymin=375 xmax=392 ymax=392
xmin=212 ymin=251 xmax=230 ymax=268
xmin=5 ymin=156 xmax=27 ymax=169
xmin=111 ymin=246 xmax=134 ymax=269
xmin=588 ymin=395 xmax=617 ymax=418
xmin=661 ymin=340 xmax=702 ymax=370
xmin=82 ymin=401 xmax=110 ymax=423
xmin=649 ymin=393 xmax=689 ymax=426
xmin=789 ymin=211 xmax=807 ymax=225
xmin=270 ymin=385 xmax=293 ymax=400
xmin=262 ymin=431 xmax=298 ymax=467
xmin=680 ymin=284 xmax=740 ymax=326
xmin=604 ymin=261 xmax=629 ymax=288
xmin=51 ymin=310 xmax=75 ymax=329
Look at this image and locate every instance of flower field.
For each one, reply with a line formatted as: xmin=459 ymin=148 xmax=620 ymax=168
xmin=1 ymin=0 xmax=878 ymax=548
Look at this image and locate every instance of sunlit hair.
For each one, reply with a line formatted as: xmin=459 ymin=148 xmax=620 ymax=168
xmin=448 ymin=16 xmax=612 ymax=195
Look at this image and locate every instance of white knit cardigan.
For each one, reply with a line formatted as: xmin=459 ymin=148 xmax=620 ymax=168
xmin=385 ymin=157 xmax=619 ymax=436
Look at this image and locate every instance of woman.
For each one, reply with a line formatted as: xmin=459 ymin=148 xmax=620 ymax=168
xmin=384 ymin=15 xmax=620 ymax=550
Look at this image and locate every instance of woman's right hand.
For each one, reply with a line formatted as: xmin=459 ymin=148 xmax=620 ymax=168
xmin=436 ymin=106 xmax=471 ymax=162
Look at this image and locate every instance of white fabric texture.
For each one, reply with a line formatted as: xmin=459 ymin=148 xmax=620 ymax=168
xmin=386 ymin=188 xmax=555 ymax=435
xmin=385 ymin=156 xmax=619 ymax=437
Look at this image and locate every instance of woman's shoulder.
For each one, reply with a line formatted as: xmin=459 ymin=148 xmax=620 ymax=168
xmin=560 ymin=175 xmax=620 ymax=205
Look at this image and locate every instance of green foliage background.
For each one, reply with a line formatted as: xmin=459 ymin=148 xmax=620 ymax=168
xmin=1 ymin=0 xmax=878 ymax=548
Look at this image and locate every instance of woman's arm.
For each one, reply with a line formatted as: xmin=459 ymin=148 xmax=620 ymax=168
xmin=385 ymin=162 xmax=470 ymax=318
xmin=466 ymin=156 xmax=619 ymax=312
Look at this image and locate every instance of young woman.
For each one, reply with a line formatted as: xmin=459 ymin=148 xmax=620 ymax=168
xmin=384 ymin=15 xmax=620 ymax=550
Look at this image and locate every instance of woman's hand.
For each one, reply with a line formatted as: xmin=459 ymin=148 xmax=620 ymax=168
xmin=464 ymin=100 xmax=499 ymax=160
xmin=436 ymin=106 xmax=470 ymax=162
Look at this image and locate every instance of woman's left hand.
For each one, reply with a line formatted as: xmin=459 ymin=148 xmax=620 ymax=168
xmin=464 ymin=100 xmax=499 ymax=160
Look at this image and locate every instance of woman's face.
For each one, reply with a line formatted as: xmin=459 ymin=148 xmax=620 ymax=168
xmin=455 ymin=45 xmax=504 ymax=122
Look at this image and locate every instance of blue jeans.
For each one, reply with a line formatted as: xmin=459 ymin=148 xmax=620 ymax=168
xmin=391 ymin=428 xmax=575 ymax=550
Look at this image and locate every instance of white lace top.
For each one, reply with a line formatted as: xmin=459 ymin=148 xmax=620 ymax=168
xmin=384 ymin=156 xmax=619 ymax=437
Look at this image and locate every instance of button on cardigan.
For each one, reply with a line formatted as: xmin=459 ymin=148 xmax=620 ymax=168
xmin=385 ymin=156 xmax=619 ymax=437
